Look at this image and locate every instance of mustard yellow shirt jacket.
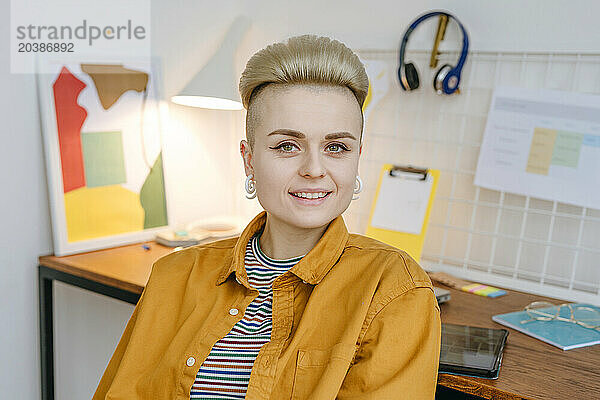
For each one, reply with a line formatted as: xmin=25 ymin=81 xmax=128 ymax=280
xmin=93 ymin=210 xmax=442 ymax=400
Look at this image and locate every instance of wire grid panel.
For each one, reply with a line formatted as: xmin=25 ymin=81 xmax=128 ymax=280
xmin=350 ymin=49 xmax=600 ymax=305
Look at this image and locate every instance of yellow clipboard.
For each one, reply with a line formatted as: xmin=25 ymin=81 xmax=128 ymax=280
xmin=365 ymin=164 xmax=439 ymax=263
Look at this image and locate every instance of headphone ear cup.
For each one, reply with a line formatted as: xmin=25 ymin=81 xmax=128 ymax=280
xmin=404 ymin=62 xmax=420 ymax=90
xmin=433 ymin=64 xmax=452 ymax=94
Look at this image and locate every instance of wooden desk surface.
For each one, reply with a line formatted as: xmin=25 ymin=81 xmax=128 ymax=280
xmin=39 ymin=242 xmax=600 ymax=399
xmin=38 ymin=240 xmax=174 ymax=294
xmin=434 ymin=278 xmax=600 ymax=400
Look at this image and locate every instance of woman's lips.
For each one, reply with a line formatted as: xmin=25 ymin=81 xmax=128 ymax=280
xmin=288 ymin=191 xmax=332 ymax=205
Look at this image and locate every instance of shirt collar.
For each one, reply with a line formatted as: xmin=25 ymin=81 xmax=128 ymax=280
xmin=216 ymin=210 xmax=349 ymax=286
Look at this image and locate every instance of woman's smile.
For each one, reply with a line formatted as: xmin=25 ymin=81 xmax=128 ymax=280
xmin=288 ymin=190 xmax=333 ymax=205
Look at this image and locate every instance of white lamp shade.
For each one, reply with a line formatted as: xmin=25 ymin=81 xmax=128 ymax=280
xmin=171 ymin=95 xmax=243 ymax=110
xmin=172 ymin=15 xmax=251 ymax=110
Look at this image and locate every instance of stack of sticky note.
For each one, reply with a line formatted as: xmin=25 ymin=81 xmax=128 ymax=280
xmin=428 ymin=271 xmax=507 ymax=298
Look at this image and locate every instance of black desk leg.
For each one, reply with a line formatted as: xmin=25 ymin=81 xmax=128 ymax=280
xmin=37 ymin=265 xmax=140 ymax=400
xmin=39 ymin=267 xmax=54 ymax=400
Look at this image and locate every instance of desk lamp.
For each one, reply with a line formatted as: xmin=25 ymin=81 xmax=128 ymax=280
xmin=171 ymin=15 xmax=251 ymax=110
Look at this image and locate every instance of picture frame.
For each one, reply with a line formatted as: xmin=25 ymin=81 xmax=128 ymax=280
xmin=37 ymin=56 xmax=171 ymax=256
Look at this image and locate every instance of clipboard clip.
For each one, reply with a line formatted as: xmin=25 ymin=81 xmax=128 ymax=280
xmin=389 ymin=165 xmax=428 ymax=180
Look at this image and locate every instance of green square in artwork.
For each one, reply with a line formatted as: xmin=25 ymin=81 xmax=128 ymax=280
xmin=81 ymin=131 xmax=126 ymax=187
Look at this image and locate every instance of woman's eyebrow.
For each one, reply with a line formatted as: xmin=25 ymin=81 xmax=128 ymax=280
xmin=267 ymin=129 xmax=357 ymax=140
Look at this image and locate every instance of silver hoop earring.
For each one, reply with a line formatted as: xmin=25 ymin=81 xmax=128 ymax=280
xmin=245 ymin=173 xmax=257 ymax=199
xmin=352 ymin=175 xmax=363 ymax=200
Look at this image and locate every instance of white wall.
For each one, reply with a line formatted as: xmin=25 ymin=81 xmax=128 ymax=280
xmin=1 ymin=0 xmax=599 ymax=398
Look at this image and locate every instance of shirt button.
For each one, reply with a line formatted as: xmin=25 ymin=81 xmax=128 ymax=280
xmin=262 ymin=358 xmax=270 ymax=367
xmin=186 ymin=357 xmax=195 ymax=367
xmin=229 ymin=308 xmax=239 ymax=316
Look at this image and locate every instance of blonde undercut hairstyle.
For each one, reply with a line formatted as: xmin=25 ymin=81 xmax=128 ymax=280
xmin=239 ymin=34 xmax=369 ymax=151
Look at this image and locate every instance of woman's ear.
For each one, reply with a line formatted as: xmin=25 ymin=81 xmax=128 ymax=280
xmin=240 ymin=140 xmax=253 ymax=175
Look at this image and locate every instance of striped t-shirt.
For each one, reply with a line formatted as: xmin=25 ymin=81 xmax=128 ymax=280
xmin=190 ymin=232 xmax=305 ymax=399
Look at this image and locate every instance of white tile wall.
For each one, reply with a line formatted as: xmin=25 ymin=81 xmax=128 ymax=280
xmin=347 ymin=49 xmax=600 ymax=304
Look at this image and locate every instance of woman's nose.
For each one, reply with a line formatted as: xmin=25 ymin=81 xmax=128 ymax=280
xmin=299 ymin=149 xmax=326 ymax=178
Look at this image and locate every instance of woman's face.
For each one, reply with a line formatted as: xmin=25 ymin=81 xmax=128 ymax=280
xmin=240 ymin=83 xmax=363 ymax=229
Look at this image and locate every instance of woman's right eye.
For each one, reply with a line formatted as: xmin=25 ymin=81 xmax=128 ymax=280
xmin=270 ymin=142 xmax=299 ymax=153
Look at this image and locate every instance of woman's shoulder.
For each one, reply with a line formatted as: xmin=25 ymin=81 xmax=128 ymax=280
xmin=343 ymin=233 xmax=438 ymax=318
xmin=344 ymin=233 xmax=433 ymax=291
xmin=150 ymin=236 xmax=239 ymax=274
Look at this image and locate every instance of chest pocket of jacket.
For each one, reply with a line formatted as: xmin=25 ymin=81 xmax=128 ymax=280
xmin=291 ymin=342 xmax=356 ymax=400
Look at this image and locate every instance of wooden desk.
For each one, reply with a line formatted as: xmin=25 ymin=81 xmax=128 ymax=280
xmin=38 ymin=242 xmax=600 ymax=400
xmin=433 ymin=277 xmax=600 ymax=399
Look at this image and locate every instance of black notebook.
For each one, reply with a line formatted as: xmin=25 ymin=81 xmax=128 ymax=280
xmin=439 ymin=323 xmax=509 ymax=379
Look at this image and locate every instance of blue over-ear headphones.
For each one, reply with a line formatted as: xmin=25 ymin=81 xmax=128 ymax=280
xmin=398 ymin=11 xmax=469 ymax=95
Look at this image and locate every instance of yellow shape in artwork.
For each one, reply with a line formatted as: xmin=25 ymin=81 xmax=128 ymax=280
xmin=64 ymin=185 xmax=144 ymax=242
xmin=526 ymin=127 xmax=557 ymax=175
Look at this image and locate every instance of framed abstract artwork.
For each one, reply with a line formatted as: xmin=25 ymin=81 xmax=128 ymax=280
xmin=37 ymin=58 xmax=170 ymax=256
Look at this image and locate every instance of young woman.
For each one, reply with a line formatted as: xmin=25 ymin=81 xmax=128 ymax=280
xmin=93 ymin=34 xmax=441 ymax=400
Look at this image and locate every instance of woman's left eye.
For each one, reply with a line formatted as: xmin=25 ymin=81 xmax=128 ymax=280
xmin=327 ymin=143 xmax=350 ymax=153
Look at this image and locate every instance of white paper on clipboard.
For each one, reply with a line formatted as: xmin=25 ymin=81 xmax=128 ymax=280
xmin=370 ymin=172 xmax=433 ymax=234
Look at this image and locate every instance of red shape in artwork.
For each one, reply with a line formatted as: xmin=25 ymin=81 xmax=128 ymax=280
xmin=53 ymin=66 xmax=88 ymax=193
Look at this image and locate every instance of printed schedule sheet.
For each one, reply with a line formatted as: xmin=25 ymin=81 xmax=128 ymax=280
xmin=475 ymin=86 xmax=600 ymax=209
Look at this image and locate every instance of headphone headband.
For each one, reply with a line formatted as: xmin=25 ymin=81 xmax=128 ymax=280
xmin=398 ymin=11 xmax=469 ymax=94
